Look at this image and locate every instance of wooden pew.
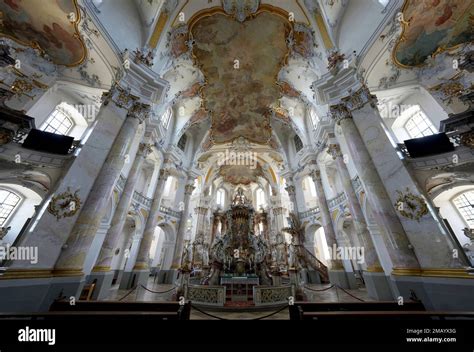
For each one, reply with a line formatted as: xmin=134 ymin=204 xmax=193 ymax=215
xmin=289 ymin=301 xmax=425 ymax=320
xmin=49 ymin=300 xmax=191 ymax=320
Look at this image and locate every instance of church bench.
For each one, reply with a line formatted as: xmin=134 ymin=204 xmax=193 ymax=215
xmin=49 ymin=300 xmax=191 ymax=320
xmin=289 ymin=301 xmax=425 ymax=320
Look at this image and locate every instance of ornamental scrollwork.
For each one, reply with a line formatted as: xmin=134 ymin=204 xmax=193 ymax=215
xmin=394 ymin=188 xmax=428 ymax=222
xmin=47 ymin=187 xmax=81 ymax=220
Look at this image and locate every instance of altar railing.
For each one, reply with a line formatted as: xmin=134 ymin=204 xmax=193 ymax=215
xmin=253 ymin=285 xmax=293 ymax=306
xmin=186 ymin=285 xmax=226 ymax=307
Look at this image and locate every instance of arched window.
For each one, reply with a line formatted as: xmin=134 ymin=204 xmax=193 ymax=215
xmin=404 ymin=106 xmax=437 ymax=139
xmin=163 ymin=176 xmax=174 ymax=197
xmin=0 ymin=188 xmax=21 ymax=226
xmin=294 ymin=135 xmax=303 ymax=152
xmin=161 ymin=108 xmax=172 ymax=130
xmin=41 ymin=106 xmax=74 ymax=135
xmin=305 ymin=176 xmax=317 ymax=197
xmin=310 ymin=109 xmax=319 ymax=128
xmin=178 ymin=134 xmax=187 ymax=151
xmin=453 ymin=191 xmax=474 ymax=228
xmin=216 ymin=188 xmax=225 ymax=208
xmin=256 ymin=188 xmax=266 ymax=209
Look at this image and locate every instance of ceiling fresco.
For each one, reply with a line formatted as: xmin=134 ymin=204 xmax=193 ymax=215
xmin=0 ymin=0 xmax=86 ymax=66
xmin=393 ymin=0 xmax=474 ymax=67
xmin=218 ymin=162 xmax=265 ymax=185
xmin=190 ymin=12 xmax=291 ymax=145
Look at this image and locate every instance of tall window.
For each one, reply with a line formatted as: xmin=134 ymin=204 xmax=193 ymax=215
xmin=216 ymin=188 xmax=225 ymax=208
xmin=163 ymin=177 xmax=174 ymax=197
xmin=256 ymin=188 xmax=266 ymax=209
xmin=0 ymin=188 xmax=21 ymax=227
xmin=310 ymin=109 xmax=319 ymax=128
xmin=178 ymin=134 xmax=187 ymax=152
xmin=41 ymin=108 xmax=74 ymax=135
xmin=453 ymin=191 xmax=474 ymax=228
xmin=161 ymin=108 xmax=172 ymax=129
xmin=404 ymin=107 xmax=437 ymax=139
xmin=306 ymin=176 xmax=317 ymax=197
xmin=294 ymin=135 xmax=303 ymax=152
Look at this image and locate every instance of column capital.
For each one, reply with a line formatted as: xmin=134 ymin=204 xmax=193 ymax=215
xmin=158 ymin=168 xmax=171 ymax=181
xmin=310 ymin=169 xmax=322 ymax=182
xmin=327 ymin=143 xmax=342 ymax=160
xmin=285 ymin=184 xmax=296 ymax=196
xmin=329 ymin=85 xmax=378 ymax=124
xmin=127 ymin=102 xmax=151 ymax=123
xmin=138 ymin=143 xmax=153 ymax=157
xmin=102 ymin=84 xmax=138 ymax=110
xmin=184 ymin=184 xmax=195 ymax=195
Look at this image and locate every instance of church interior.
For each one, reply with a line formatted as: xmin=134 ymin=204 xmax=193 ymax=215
xmin=0 ymin=0 xmax=473 ymax=328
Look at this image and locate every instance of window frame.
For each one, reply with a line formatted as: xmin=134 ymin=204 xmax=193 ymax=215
xmin=161 ymin=108 xmax=172 ymax=130
xmin=452 ymin=190 xmax=474 ymax=228
xmin=403 ymin=107 xmax=437 ymax=139
xmin=0 ymin=188 xmax=22 ymax=227
xmin=256 ymin=188 xmax=266 ymax=209
xmin=41 ymin=107 xmax=75 ymax=135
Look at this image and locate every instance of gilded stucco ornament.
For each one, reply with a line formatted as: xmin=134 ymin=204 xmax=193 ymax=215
xmin=394 ymin=188 xmax=428 ymax=222
xmin=48 ymin=188 xmax=81 ymax=220
xmin=222 ymin=0 xmax=260 ymax=22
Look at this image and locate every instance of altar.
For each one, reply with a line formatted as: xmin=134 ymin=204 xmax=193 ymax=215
xmin=221 ymin=276 xmax=259 ymax=302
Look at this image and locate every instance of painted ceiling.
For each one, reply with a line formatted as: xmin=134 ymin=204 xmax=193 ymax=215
xmin=191 ymin=12 xmax=291 ymax=145
xmin=0 ymin=0 xmax=86 ymax=66
xmin=218 ymin=162 xmax=265 ymax=185
xmin=394 ymin=0 xmax=474 ymax=67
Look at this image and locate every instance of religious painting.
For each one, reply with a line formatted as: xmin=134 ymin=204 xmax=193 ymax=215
xmin=0 ymin=0 xmax=86 ymax=66
xmin=218 ymin=163 xmax=265 ymax=185
xmin=191 ymin=12 xmax=291 ymax=145
xmin=393 ymin=0 xmax=474 ymax=67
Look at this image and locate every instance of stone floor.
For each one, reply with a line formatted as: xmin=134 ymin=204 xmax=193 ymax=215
xmin=106 ymin=278 xmax=372 ymax=320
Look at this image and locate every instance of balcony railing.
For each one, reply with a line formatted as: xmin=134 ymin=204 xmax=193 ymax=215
xmin=160 ymin=206 xmax=181 ymax=218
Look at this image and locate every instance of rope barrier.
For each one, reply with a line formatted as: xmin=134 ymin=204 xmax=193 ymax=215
xmin=191 ymin=304 xmax=288 ymax=320
xmin=252 ymin=304 xmax=288 ymax=320
xmin=140 ymin=284 xmax=177 ymax=295
xmin=118 ymin=285 xmax=137 ymax=301
xmin=335 ymin=285 xmax=366 ymax=302
xmin=304 ymin=284 xmax=335 ymax=292
xmin=190 ymin=304 xmax=229 ymax=320
xmin=303 ymin=284 xmax=366 ymax=302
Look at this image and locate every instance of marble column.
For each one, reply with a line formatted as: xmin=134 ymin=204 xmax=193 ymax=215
xmin=130 ymin=168 xmax=170 ymax=286
xmin=194 ymin=206 xmax=209 ymax=238
xmin=53 ymin=102 xmax=150 ymax=275
xmin=285 ymin=179 xmax=300 ymax=214
xmin=327 ymin=143 xmax=381 ymax=271
xmin=331 ymin=101 xmax=420 ymax=271
xmin=328 ymin=143 xmax=393 ymax=299
xmin=272 ymin=207 xmax=286 ymax=233
xmin=171 ymin=183 xmax=195 ymax=269
xmin=311 ymin=169 xmax=349 ymax=288
xmin=86 ymin=143 xmax=153 ymax=299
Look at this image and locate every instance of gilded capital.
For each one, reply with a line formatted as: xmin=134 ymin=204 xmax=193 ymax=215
xmin=159 ymin=168 xmax=170 ymax=181
xmin=127 ymin=102 xmax=151 ymax=123
xmin=311 ymin=169 xmax=321 ymax=182
xmin=185 ymin=184 xmax=196 ymax=195
xmin=327 ymin=144 xmax=342 ymax=160
xmin=138 ymin=143 xmax=153 ymax=157
xmin=329 ymin=103 xmax=352 ymax=124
